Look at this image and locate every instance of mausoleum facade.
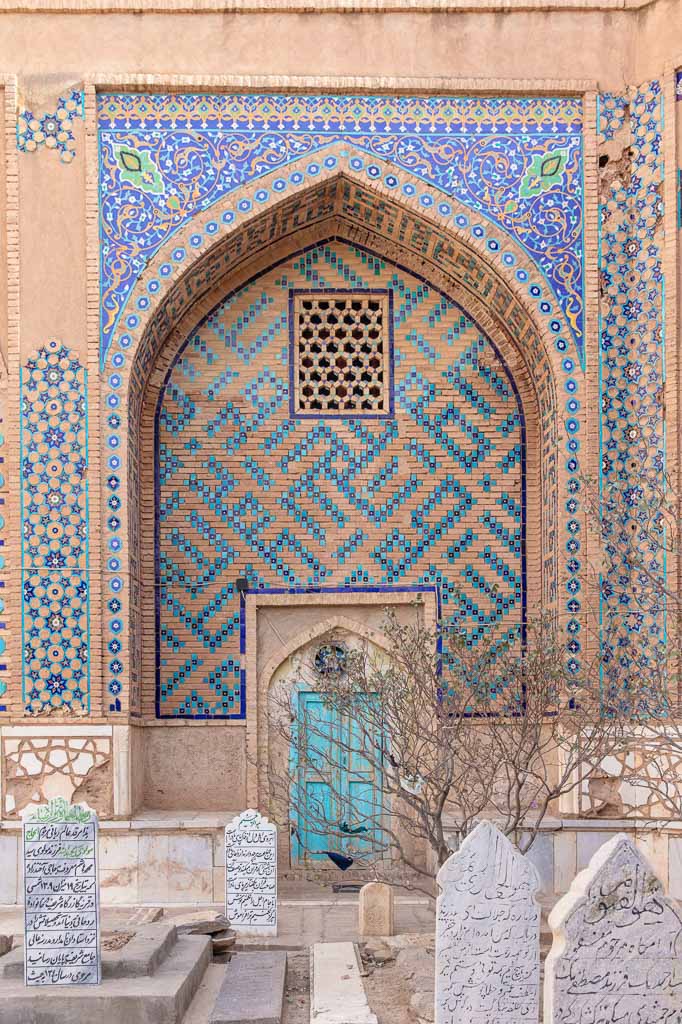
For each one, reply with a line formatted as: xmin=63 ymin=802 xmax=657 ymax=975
xmin=0 ymin=0 xmax=680 ymax=905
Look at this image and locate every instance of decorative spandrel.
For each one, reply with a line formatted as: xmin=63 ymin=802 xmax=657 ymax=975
xmin=22 ymin=798 xmax=100 ymax=986
xmin=225 ymin=809 xmax=277 ymax=937
xmin=545 ymin=834 xmax=682 ymax=1023
xmin=435 ymin=820 xmax=540 ymax=1024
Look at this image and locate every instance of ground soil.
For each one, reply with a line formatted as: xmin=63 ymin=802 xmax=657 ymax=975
xmin=281 ymin=950 xmax=310 ymax=1024
xmin=362 ymin=956 xmax=415 ymax=1024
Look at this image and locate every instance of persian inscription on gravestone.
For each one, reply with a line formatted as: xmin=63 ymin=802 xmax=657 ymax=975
xmin=545 ymin=833 xmax=682 ymax=1024
xmin=225 ymin=809 xmax=277 ymax=936
xmin=22 ymin=798 xmax=100 ymax=987
xmin=435 ymin=820 xmax=540 ymax=1024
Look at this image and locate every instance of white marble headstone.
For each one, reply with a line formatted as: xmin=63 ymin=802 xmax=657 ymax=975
xmin=435 ymin=820 xmax=540 ymax=1024
xmin=225 ymin=808 xmax=277 ymax=936
xmin=22 ymin=798 xmax=100 ymax=986
xmin=545 ymin=833 xmax=682 ymax=1023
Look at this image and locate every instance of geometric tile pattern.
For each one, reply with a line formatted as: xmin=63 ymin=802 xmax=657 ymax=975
xmin=17 ymin=90 xmax=84 ymax=164
xmin=598 ymin=82 xmax=666 ymax=684
xmin=100 ymin=155 xmax=581 ymax=715
xmin=20 ymin=341 xmax=89 ymax=712
xmin=292 ymin=291 xmax=391 ymax=417
xmin=97 ymin=93 xmax=584 ymax=365
xmin=157 ymin=242 xmax=524 ymax=717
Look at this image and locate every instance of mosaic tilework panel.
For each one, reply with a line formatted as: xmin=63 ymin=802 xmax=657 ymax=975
xmin=98 ymin=93 xmax=584 ymax=367
xmin=157 ymin=242 xmax=525 ymax=717
xmin=598 ymin=83 xmax=665 ymax=682
xmin=17 ymin=91 xmax=85 ymax=164
xmin=20 ymin=342 xmax=90 ymax=712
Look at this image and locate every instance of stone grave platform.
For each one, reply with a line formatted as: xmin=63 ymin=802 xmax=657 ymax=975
xmin=0 ymin=922 xmax=210 ymax=1024
xmin=209 ymin=950 xmax=287 ymax=1024
xmin=311 ymin=941 xmax=378 ymax=1024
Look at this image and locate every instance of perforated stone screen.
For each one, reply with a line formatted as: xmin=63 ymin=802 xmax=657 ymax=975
xmin=291 ymin=291 xmax=392 ymax=417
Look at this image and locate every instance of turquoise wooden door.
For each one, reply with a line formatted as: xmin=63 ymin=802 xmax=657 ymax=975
xmin=291 ymin=690 xmax=383 ymax=864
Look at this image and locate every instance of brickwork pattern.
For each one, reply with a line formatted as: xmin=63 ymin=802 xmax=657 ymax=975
xmin=157 ymin=241 xmax=524 ymax=716
xmin=102 ymin=159 xmax=573 ymax=715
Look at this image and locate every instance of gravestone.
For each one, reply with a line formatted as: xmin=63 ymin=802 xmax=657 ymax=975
xmin=435 ymin=820 xmax=540 ymax=1024
xmin=225 ymin=809 xmax=277 ymax=936
xmin=545 ymin=833 xmax=682 ymax=1023
xmin=359 ymin=882 xmax=394 ymax=937
xmin=22 ymin=798 xmax=100 ymax=986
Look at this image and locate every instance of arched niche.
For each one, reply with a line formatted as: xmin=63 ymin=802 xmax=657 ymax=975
xmin=107 ymin=163 xmax=568 ymax=750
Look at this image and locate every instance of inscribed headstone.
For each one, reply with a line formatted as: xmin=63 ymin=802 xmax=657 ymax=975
xmin=545 ymin=833 xmax=682 ymax=1023
xmin=359 ymin=882 xmax=394 ymax=937
xmin=225 ymin=809 xmax=277 ymax=936
xmin=22 ymin=798 xmax=100 ymax=986
xmin=435 ymin=820 xmax=540 ymax=1024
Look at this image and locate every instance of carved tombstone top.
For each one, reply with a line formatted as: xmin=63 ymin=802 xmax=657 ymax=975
xmin=545 ymin=833 xmax=682 ymax=1024
xmin=435 ymin=820 xmax=541 ymax=1024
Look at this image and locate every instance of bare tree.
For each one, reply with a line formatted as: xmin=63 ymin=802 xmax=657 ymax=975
xmin=268 ymin=611 xmax=628 ymax=889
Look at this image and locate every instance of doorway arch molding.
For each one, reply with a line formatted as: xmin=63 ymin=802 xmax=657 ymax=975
xmin=97 ymin=146 xmax=586 ymax=716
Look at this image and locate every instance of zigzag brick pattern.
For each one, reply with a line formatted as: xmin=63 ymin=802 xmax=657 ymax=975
xmin=157 ymin=242 xmax=525 ymax=717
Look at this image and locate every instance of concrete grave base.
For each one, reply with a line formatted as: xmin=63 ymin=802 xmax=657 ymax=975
xmin=1 ymin=922 xmax=180 ymax=981
xmin=0 ymin=930 xmax=210 ymax=1024
xmin=311 ymin=942 xmax=378 ymax=1024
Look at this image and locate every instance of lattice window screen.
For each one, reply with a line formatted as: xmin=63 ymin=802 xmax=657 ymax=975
xmin=293 ymin=293 xmax=391 ymax=416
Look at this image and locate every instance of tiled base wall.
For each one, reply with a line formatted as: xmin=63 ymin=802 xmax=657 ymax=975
xmin=1 ymin=818 xmax=681 ymax=906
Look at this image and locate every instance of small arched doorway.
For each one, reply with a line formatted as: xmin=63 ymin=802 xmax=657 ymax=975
xmin=269 ymin=627 xmax=390 ymax=867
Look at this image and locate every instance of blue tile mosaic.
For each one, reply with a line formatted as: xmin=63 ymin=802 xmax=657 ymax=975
xmin=156 ymin=242 xmax=525 ymax=716
xmin=97 ymin=93 xmax=585 ymax=367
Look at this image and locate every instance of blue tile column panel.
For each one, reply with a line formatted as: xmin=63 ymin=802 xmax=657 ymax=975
xmin=20 ymin=341 xmax=90 ymax=713
xmin=598 ymin=82 xmax=666 ymax=685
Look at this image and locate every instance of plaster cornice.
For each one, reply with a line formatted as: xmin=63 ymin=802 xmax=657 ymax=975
xmin=88 ymin=72 xmax=599 ymax=92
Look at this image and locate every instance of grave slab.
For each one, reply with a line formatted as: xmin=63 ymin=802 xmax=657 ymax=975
xmin=209 ymin=951 xmax=287 ymax=1024
xmin=311 ymin=941 xmax=378 ymax=1024
xmin=435 ymin=820 xmax=541 ymax=1024
xmin=545 ymin=832 xmax=682 ymax=1023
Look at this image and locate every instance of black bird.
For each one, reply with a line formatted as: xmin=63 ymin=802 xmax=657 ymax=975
xmin=323 ymin=850 xmax=354 ymax=871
